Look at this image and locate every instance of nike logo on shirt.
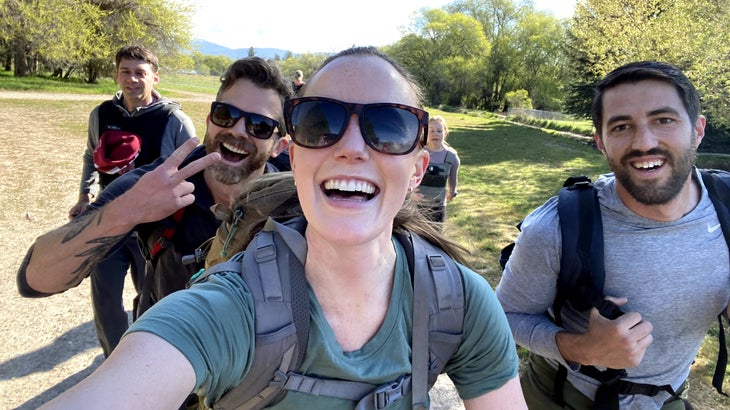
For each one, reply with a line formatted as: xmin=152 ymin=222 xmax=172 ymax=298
xmin=708 ymin=223 xmax=722 ymax=233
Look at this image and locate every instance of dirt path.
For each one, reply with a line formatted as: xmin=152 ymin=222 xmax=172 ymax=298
xmin=0 ymin=91 xmax=463 ymax=409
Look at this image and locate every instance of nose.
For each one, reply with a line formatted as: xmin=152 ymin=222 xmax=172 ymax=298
xmin=631 ymin=122 xmax=659 ymax=151
xmin=227 ymin=116 xmax=253 ymax=138
xmin=333 ymin=113 xmax=369 ymax=160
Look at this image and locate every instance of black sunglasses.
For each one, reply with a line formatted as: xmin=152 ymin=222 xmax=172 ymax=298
xmin=209 ymin=102 xmax=279 ymax=140
xmin=284 ymin=97 xmax=428 ymax=155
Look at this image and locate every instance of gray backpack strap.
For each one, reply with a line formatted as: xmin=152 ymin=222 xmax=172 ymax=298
xmin=210 ymin=222 xmax=464 ymax=410
xmin=212 ymin=217 xmax=310 ymax=410
xmin=394 ymin=231 xmax=465 ymax=409
xmin=279 ymin=372 xmax=376 ymax=400
xmin=444 ymin=149 xmax=457 ymax=167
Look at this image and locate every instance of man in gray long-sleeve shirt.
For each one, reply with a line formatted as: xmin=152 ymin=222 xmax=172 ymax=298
xmin=68 ymin=45 xmax=195 ymax=357
xmin=496 ymin=61 xmax=730 ymax=409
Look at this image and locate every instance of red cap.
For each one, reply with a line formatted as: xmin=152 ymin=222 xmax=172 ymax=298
xmin=94 ymin=130 xmax=141 ymax=175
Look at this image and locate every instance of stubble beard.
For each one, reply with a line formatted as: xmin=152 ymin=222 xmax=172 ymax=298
xmin=608 ymin=138 xmax=697 ymax=205
xmin=204 ymin=131 xmax=271 ymax=185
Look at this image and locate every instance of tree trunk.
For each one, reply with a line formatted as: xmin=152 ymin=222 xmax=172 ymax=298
xmin=12 ymin=38 xmax=29 ymax=77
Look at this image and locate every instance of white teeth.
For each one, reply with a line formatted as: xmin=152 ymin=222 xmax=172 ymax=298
xmin=324 ymin=179 xmax=376 ymax=194
xmin=634 ymin=160 xmax=664 ymax=169
xmin=222 ymin=142 xmax=249 ymax=155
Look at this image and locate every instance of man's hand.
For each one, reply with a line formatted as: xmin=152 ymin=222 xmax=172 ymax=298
xmin=68 ymin=194 xmax=91 ymax=219
xmin=556 ymin=296 xmax=653 ymax=369
xmin=20 ymin=138 xmax=219 ymax=295
xmin=111 ymin=138 xmax=220 ymax=225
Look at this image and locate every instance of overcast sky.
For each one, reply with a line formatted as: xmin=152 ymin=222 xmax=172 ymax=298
xmin=191 ymin=0 xmax=575 ymax=53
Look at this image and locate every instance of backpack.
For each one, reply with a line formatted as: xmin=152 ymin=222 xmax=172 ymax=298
xmin=420 ymin=150 xmax=457 ymax=190
xmin=499 ymin=170 xmax=730 ymax=409
xmin=192 ymin=172 xmax=466 ymax=410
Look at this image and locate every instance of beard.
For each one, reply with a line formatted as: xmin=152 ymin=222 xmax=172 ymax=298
xmin=204 ymin=130 xmax=271 ymax=185
xmin=608 ymin=140 xmax=697 ymax=205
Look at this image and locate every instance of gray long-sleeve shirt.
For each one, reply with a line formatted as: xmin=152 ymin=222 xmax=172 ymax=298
xmin=496 ymin=170 xmax=730 ymax=409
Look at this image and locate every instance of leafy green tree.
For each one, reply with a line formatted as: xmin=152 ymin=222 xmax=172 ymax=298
xmin=1 ymin=0 xmax=193 ymax=82
xmin=276 ymin=52 xmax=328 ymax=87
xmin=513 ymin=10 xmax=567 ymax=111
xmin=447 ymin=0 xmax=522 ymax=110
xmin=388 ymin=8 xmax=488 ymax=108
xmin=505 ymin=89 xmax=532 ymax=109
xmin=191 ymin=51 xmax=232 ymax=76
xmin=565 ymin=0 xmax=730 ymax=127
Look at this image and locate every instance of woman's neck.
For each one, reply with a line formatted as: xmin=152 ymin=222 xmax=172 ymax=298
xmin=303 ymin=229 xmax=396 ymax=351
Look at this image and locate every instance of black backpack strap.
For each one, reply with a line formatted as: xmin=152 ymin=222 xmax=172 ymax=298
xmin=554 ymin=176 xmax=627 ymax=407
xmin=700 ymin=169 xmax=730 ymax=397
xmin=555 ymin=176 xmax=620 ymax=321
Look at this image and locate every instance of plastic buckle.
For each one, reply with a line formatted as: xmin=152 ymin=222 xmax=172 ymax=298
xmin=181 ymin=248 xmax=204 ymax=265
xmin=269 ymin=370 xmax=289 ymax=389
xmin=255 ymin=243 xmax=276 ymax=263
xmin=372 ymin=375 xmax=410 ymax=410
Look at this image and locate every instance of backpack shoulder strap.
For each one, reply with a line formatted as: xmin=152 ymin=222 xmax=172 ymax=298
xmin=553 ymin=176 xmax=628 ymax=406
xmin=555 ymin=176 xmax=622 ymax=322
xmin=149 ymin=208 xmax=186 ymax=260
xmin=394 ymin=230 xmax=465 ymax=409
xmin=443 ymin=149 xmax=457 ymax=167
xmin=210 ymin=217 xmax=310 ymax=410
xmin=701 ymin=169 xmax=730 ymax=242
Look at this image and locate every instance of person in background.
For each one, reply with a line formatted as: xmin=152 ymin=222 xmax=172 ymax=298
xmin=416 ymin=115 xmax=460 ymax=223
xmin=67 ymin=45 xmax=196 ymax=357
xmin=496 ymin=61 xmax=730 ymax=409
xmin=35 ymin=46 xmax=525 ymax=410
xmin=292 ymin=69 xmax=306 ymax=94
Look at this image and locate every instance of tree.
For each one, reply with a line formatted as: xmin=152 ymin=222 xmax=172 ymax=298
xmin=565 ymin=0 xmax=730 ymax=127
xmin=513 ymin=10 xmax=567 ymax=111
xmin=388 ymin=8 xmax=489 ymax=108
xmin=1 ymin=0 xmax=193 ymax=82
xmin=447 ymin=0 xmax=522 ymax=110
xmin=505 ymin=89 xmax=532 ymax=109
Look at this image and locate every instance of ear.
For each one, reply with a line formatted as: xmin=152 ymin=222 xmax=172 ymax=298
xmin=594 ymin=133 xmax=607 ymax=157
xmin=270 ymin=136 xmax=290 ymax=158
xmin=693 ymin=115 xmax=706 ymax=148
xmin=152 ymin=71 xmax=160 ymax=86
xmin=411 ymin=149 xmax=430 ymax=189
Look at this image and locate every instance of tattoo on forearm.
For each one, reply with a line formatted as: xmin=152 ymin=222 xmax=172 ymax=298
xmin=62 ymin=208 xmax=129 ymax=287
xmin=62 ymin=210 xmax=97 ymax=243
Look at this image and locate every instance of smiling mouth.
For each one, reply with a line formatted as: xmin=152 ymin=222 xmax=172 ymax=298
xmin=323 ymin=179 xmax=377 ymax=201
xmin=632 ymin=159 xmax=664 ymax=171
xmin=220 ymin=142 xmax=249 ymax=162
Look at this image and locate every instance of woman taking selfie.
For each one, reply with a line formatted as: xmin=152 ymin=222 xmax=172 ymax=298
xmin=41 ymin=46 xmax=525 ymax=410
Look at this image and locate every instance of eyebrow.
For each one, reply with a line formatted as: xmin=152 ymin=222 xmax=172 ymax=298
xmin=606 ymin=106 xmax=682 ymax=126
xmin=647 ymin=106 xmax=682 ymax=117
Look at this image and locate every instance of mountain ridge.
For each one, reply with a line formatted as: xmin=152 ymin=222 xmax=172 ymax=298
xmin=193 ymin=39 xmax=295 ymax=60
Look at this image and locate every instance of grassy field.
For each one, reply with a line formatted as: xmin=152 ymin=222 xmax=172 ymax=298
xmin=1 ymin=72 xmax=729 ymax=408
